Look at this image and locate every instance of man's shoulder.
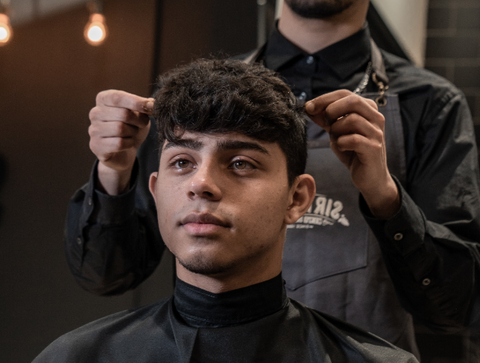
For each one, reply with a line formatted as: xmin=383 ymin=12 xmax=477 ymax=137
xmin=289 ymin=299 xmax=418 ymax=362
xmin=33 ymin=298 xmax=173 ymax=362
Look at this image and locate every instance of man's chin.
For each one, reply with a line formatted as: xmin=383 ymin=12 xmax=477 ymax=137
xmin=178 ymin=255 xmax=232 ymax=276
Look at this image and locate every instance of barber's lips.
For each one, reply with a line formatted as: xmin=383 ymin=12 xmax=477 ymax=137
xmin=181 ymin=213 xmax=230 ymax=235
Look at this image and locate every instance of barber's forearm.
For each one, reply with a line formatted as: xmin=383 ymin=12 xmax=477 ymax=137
xmin=360 ymin=175 xmax=400 ymax=220
xmin=97 ymin=161 xmax=134 ymax=195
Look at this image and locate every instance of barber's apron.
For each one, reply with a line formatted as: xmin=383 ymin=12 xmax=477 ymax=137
xmin=284 ymin=93 xmax=419 ymax=354
xmin=245 ymin=41 xmax=419 ymax=357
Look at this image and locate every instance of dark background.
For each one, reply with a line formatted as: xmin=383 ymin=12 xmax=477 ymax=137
xmin=424 ymin=0 xmax=480 ymax=153
xmin=0 ymin=1 xmax=257 ymax=361
xmin=0 ymin=0 xmax=479 ymax=362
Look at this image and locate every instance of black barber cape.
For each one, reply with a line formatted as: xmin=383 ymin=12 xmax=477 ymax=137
xmin=33 ymin=274 xmax=417 ymax=362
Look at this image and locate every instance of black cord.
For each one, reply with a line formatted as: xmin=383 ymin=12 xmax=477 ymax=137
xmin=150 ymin=0 xmax=164 ymax=95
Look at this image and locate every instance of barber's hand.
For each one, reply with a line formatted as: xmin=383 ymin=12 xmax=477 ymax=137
xmin=305 ymin=90 xmax=400 ymax=219
xmin=88 ymin=90 xmax=154 ymax=195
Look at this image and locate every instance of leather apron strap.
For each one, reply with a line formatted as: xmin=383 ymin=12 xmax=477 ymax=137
xmin=370 ymin=39 xmax=388 ymax=85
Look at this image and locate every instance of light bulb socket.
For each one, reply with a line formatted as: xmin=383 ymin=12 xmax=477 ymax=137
xmin=0 ymin=5 xmax=9 ymax=16
xmin=0 ymin=0 xmax=11 ymax=14
xmin=87 ymin=0 xmax=103 ymax=15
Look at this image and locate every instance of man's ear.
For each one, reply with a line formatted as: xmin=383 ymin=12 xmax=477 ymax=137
xmin=285 ymin=174 xmax=316 ymax=224
xmin=149 ymin=172 xmax=159 ymax=201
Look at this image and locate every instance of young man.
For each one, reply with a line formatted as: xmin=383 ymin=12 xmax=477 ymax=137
xmin=35 ymin=59 xmax=417 ymax=363
xmin=65 ymin=0 xmax=480 ymax=359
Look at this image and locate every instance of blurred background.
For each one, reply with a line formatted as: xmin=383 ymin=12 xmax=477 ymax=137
xmin=0 ymin=0 xmax=479 ymax=361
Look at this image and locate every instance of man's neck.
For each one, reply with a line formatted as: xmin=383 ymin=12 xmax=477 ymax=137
xmin=277 ymin=1 xmax=369 ymax=54
xmin=175 ymin=253 xmax=283 ymax=294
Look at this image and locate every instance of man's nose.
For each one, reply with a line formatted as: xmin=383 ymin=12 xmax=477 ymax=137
xmin=188 ymin=163 xmax=222 ymax=200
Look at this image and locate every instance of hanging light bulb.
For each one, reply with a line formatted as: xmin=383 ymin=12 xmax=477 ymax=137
xmin=84 ymin=0 xmax=107 ymax=46
xmin=0 ymin=0 xmax=12 ymax=46
xmin=85 ymin=13 xmax=107 ymax=45
xmin=0 ymin=13 xmax=12 ymax=46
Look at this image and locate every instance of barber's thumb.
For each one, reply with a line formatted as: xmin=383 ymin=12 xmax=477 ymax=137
xmin=142 ymin=98 xmax=155 ymax=114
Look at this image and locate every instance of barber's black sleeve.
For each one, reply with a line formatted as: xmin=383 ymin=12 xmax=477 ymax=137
xmin=361 ymin=88 xmax=480 ymax=333
xmin=64 ymin=120 xmax=164 ymax=296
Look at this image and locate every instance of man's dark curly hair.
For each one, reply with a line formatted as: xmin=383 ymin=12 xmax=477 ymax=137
xmin=153 ymin=58 xmax=307 ymax=185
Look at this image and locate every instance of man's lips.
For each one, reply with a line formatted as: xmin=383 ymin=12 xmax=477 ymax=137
xmin=181 ymin=213 xmax=229 ymax=226
xmin=180 ymin=213 xmax=230 ymax=235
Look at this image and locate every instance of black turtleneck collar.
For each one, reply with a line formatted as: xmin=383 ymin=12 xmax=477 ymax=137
xmin=264 ymin=22 xmax=371 ymax=81
xmin=172 ymin=274 xmax=288 ymax=328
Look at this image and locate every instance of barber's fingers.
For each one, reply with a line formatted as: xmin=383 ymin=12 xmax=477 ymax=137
xmin=305 ymin=90 xmax=352 ymax=114
xmin=89 ymin=117 xmax=150 ymax=144
xmin=332 ymin=133 xmax=384 ymax=161
xmin=90 ymin=90 xmax=153 ymax=130
xmin=89 ymin=120 xmax=140 ymax=139
xmin=89 ymin=105 xmax=150 ymax=129
xmin=96 ymin=90 xmax=155 ymax=115
xmin=329 ymin=113 xmax=384 ymax=146
xmin=88 ymin=91 xmax=152 ymax=165
xmin=305 ymin=91 xmax=380 ymax=130
xmin=308 ymin=91 xmax=399 ymax=219
xmin=325 ymin=96 xmax=380 ymax=127
xmin=90 ymin=137 xmax=138 ymax=159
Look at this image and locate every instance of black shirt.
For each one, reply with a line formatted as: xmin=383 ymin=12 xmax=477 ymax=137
xmin=33 ymin=274 xmax=418 ymax=362
xmin=263 ymin=22 xmax=371 ymax=100
xmin=65 ymin=24 xmax=480 ymax=343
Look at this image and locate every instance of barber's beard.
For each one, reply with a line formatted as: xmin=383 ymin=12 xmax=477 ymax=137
xmin=285 ymin=0 xmax=355 ymax=19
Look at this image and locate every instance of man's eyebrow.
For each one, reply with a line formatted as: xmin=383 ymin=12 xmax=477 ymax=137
xmin=163 ymin=139 xmax=203 ymax=151
xmin=216 ymin=140 xmax=269 ymax=155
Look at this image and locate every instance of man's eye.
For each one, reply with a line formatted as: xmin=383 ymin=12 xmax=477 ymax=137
xmin=231 ymin=160 xmax=252 ymax=170
xmin=175 ymin=160 xmax=192 ymax=169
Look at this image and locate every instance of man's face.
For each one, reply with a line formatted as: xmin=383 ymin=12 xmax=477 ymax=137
xmin=150 ymin=131 xmax=295 ymax=279
xmin=285 ymin=0 xmax=357 ymax=19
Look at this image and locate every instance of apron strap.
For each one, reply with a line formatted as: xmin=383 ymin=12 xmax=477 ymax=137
xmin=370 ymin=39 xmax=389 ymax=86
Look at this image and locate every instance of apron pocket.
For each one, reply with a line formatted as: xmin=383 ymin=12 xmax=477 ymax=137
xmin=283 ymin=196 xmax=369 ymax=290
